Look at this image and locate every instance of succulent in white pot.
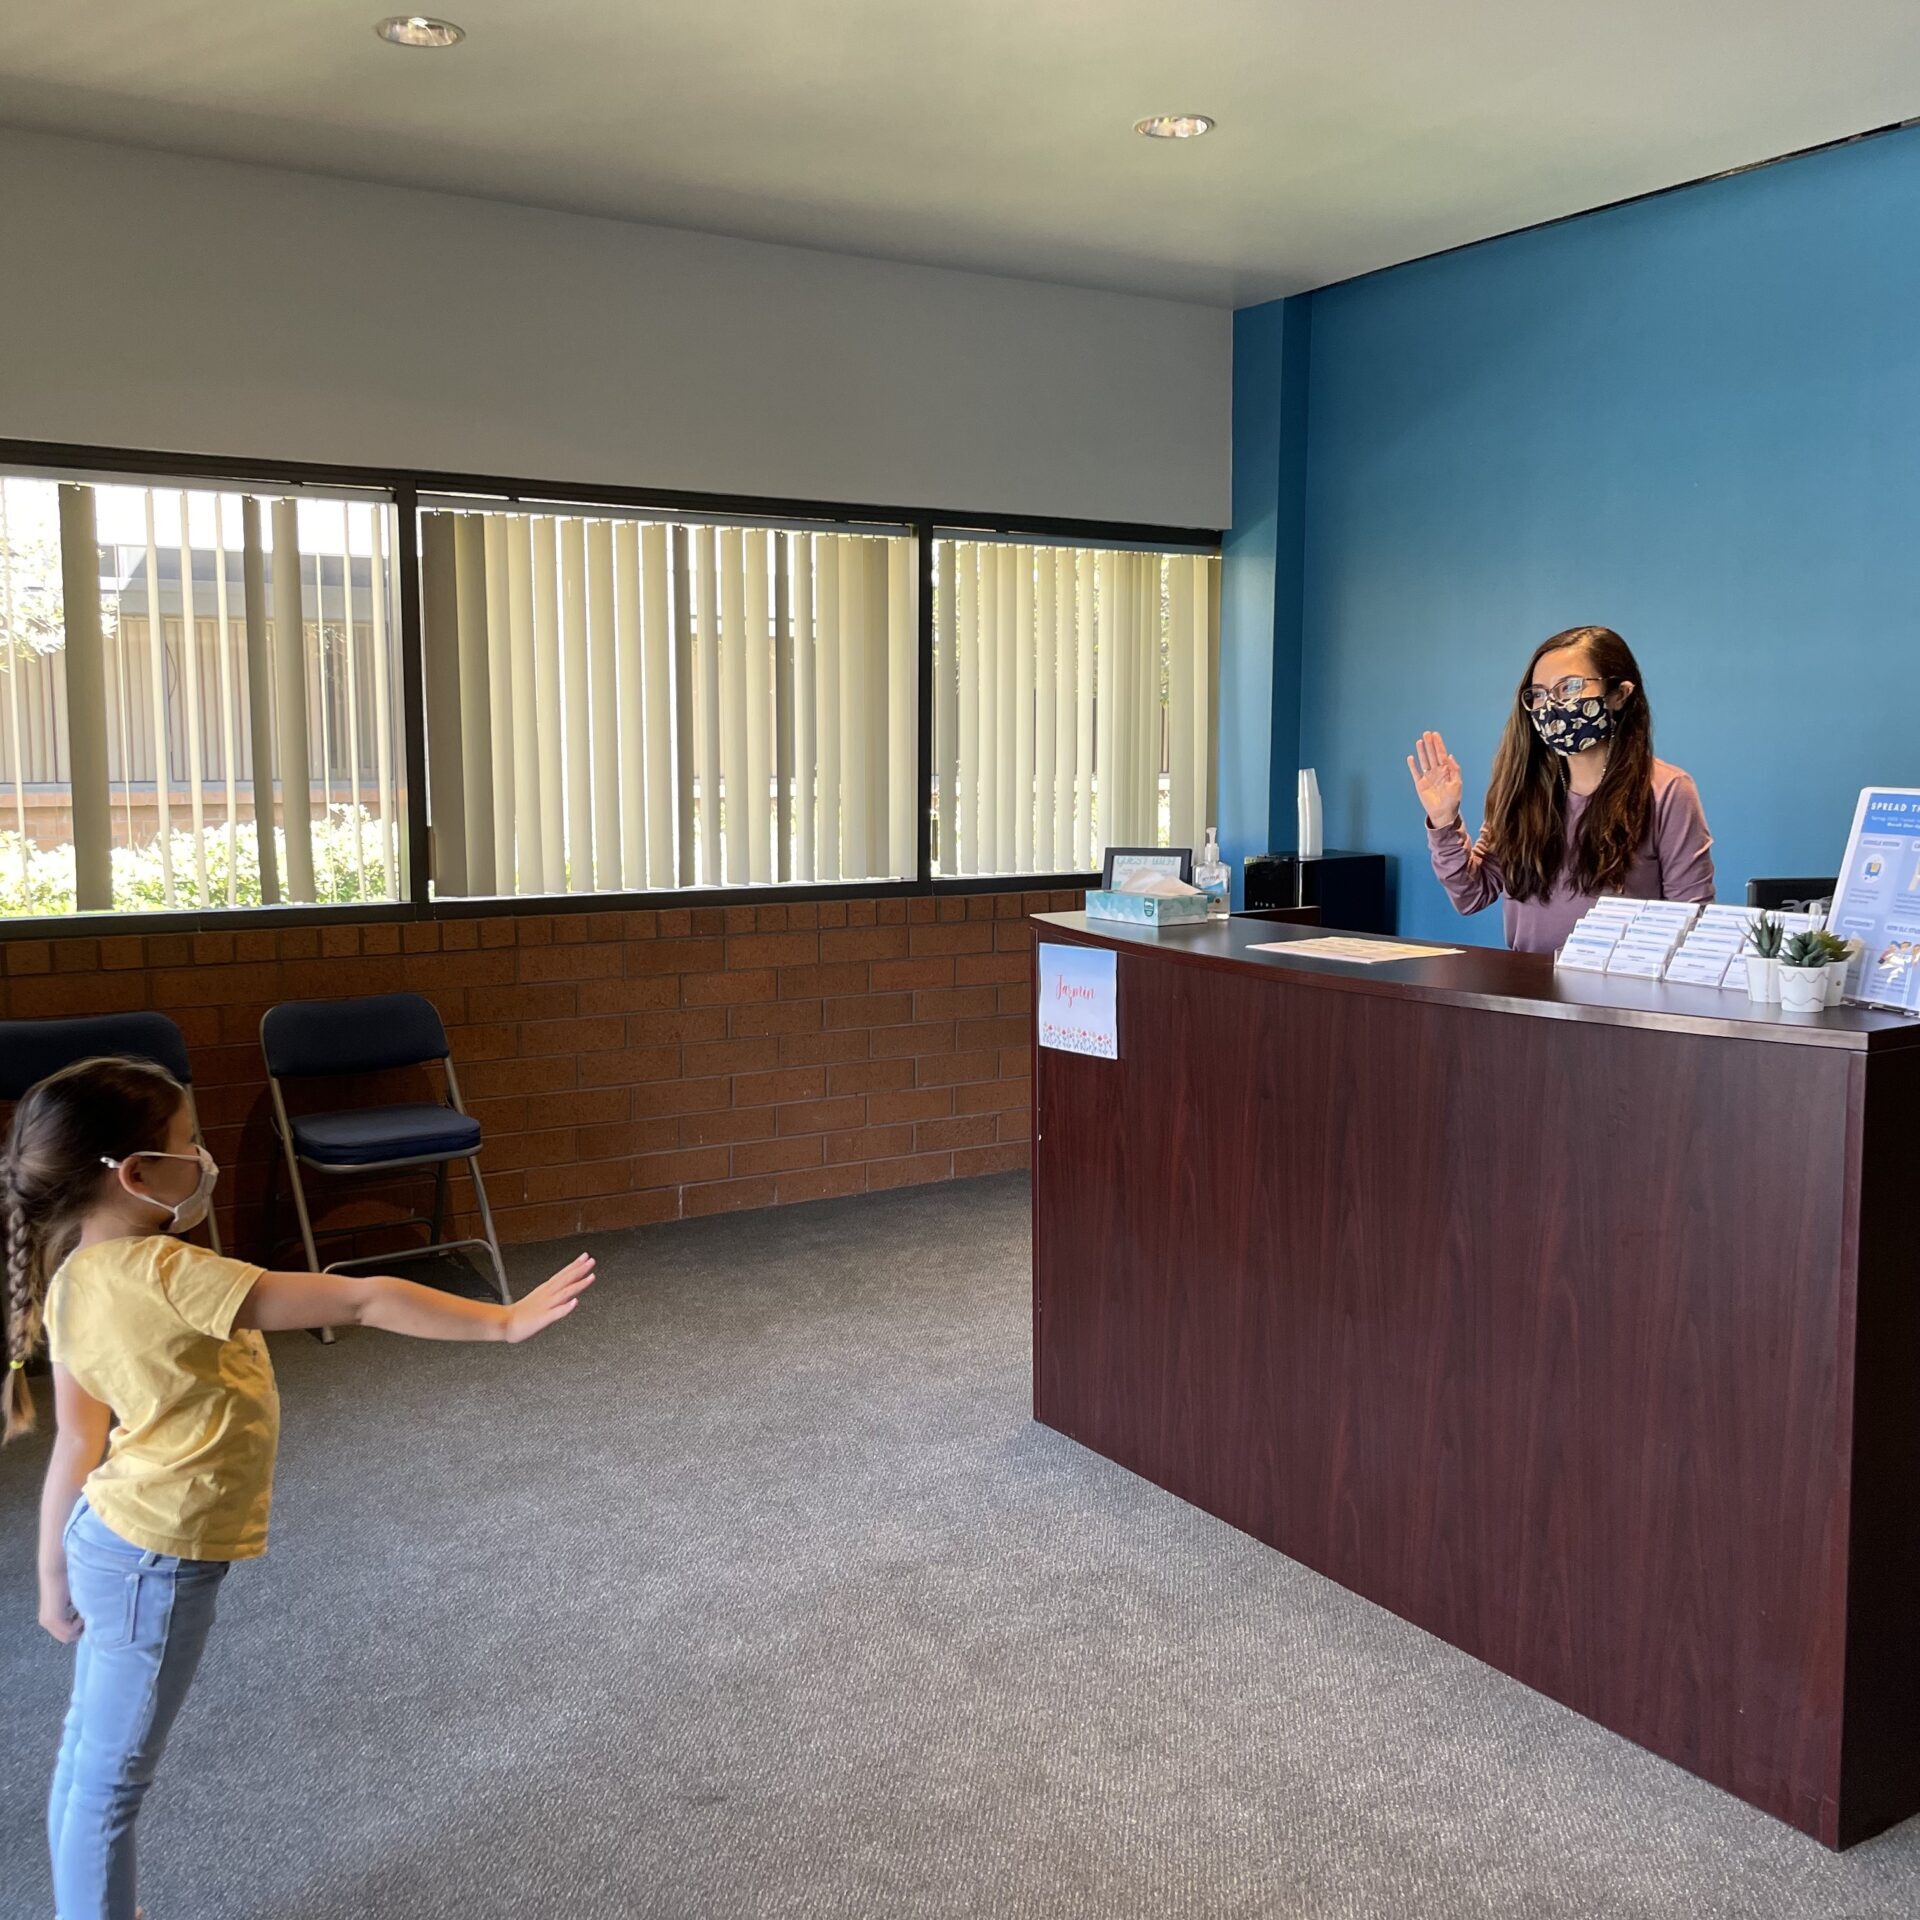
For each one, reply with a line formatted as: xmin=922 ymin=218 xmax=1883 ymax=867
xmin=1813 ymin=928 xmax=1857 ymax=1005
xmin=1778 ymin=930 xmax=1831 ymax=1012
xmin=1743 ymin=912 xmax=1785 ymax=1003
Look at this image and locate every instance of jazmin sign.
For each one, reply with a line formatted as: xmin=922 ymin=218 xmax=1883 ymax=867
xmin=1037 ymin=943 xmax=1119 ymax=1059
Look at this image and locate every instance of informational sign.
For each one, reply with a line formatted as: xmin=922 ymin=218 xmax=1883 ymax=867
xmin=1037 ymin=943 xmax=1119 ymax=1058
xmin=1828 ymin=787 xmax=1920 ymax=1014
xmin=1249 ymin=936 xmax=1461 ymax=965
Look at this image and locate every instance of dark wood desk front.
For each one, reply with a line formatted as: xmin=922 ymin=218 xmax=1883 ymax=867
xmin=1029 ymin=913 xmax=1920 ymax=1847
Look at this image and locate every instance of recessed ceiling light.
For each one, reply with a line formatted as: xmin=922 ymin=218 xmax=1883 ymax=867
xmin=1134 ymin=114 xmax=1215 ymax=140
xmin=375 ymin=15 xmax=465 ymax=48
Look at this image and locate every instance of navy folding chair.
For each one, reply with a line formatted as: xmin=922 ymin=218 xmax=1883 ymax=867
xmin=259 ymin=993 xmax=508 ymax=1310
xmin=0 ymin=1012 xmax=224 ymax=1254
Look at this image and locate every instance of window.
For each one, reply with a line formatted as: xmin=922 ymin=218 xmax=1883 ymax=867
xmin=1 ymin=440 xmax=1220 ymax=929
xmin=0 ymin=469 xmax=406 ymax=919
xmin=417 ymin=503 xmax=916 ymax=898
xmin=930 ymin=538 xmax=1218 ymax=878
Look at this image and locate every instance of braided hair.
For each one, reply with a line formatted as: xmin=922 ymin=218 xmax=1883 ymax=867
xmin=2 ymin=1055 xmax=184 ymax=1440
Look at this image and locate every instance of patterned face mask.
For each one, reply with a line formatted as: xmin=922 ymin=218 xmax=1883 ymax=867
xmin=1529 ymin=694 xmax=1615 ymax=756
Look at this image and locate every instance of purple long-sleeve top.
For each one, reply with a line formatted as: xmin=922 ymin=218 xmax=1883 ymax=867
xmin=1426 ymin=759 xmax=1715 ymax=954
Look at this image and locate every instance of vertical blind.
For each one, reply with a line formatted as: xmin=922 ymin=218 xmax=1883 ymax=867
xmin=0 ymin=472 xmax=404 ymax=915
xmin=4 ymin=468 xmax=1221 ymax=919
xmin=932 ymin=540 xmax=1219 ymax=877
xmin=418 ymin=508 xmax=916 ymax=897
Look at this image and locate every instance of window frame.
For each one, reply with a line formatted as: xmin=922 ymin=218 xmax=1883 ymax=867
xmin=0 ymin=436 xmax=1219 ymax=939
xmin=926 ymin=527 xmax=1221 ymax=884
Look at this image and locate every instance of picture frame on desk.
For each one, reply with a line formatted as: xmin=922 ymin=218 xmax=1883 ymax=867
xmin=1102 ymin=846 xmax=1193 ymax=890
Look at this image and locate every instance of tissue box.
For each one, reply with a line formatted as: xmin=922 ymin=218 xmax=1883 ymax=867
xmin=1084 ymin=888 xmax=1211 ymax=926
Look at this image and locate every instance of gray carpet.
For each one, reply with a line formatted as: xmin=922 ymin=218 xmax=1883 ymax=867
xmin=4 ymin=1172 xmax=1918 ymax=1919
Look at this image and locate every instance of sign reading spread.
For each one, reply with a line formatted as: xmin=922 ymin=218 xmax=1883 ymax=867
xmin=1037 ymin=943 xmax=1119 ymax=1059
xmin=1828 ymin=787 xmax=1920 ymax=1014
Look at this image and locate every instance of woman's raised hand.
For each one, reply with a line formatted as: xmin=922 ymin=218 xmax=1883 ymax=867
xmin=501 ymin=1252 xmax=597 ymax=1344
xmin=1407 ymin=731 xmax=1464 ymax=829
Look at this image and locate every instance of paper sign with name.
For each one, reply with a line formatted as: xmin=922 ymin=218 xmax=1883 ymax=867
xmin=1037 ymin=943 xmax=1119 ymax=1059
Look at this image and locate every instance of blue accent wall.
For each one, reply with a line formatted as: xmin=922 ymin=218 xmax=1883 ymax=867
xmin=1241 ymin=124 xmax=1920 ymax=945
xmin=1266 ymin=300 xmax=1312 ymax=855
xmin=1220 ymin=296 xmax=1311 ymax=906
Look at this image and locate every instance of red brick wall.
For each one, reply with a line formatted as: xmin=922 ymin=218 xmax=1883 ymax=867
xmin=0 ymin=885 xmax=1081 ymax=1260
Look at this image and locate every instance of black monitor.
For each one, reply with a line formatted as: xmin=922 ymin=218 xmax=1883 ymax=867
xmin=1745 ymin=875 xmax=1838 ymax=913
xmin=1243 ymin=851 xmax=1390 ymax=933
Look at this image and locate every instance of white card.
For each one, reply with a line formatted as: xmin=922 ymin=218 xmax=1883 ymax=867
xmin=1606 ymin=947 xmax=1670 ymax=977
xmin=1666 ymin=952 xmax=1730 ymax=985
xmin=1556 ymin=947 xmax=1615 ymax=972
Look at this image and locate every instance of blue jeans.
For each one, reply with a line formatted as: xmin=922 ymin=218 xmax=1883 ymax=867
xmin=48 ymin=1499 xmax=229 ymax=1920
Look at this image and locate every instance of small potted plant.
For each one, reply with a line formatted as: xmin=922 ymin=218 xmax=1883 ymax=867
xmin=1743 ymin=912 xmax=1784 ymax=1003
xmin=1814 ymin=928 xmax=1857 ymax=1005
xmin=1778 ymin=929 xmax=1830 ymax=1012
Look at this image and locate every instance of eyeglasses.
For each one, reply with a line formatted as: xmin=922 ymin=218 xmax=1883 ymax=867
xmin=1520 ymin=674 xmax=1605 ymax=712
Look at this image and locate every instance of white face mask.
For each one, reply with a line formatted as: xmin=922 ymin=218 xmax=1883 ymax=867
xmin=102 ymin=1145 xmax=220 ymax=1234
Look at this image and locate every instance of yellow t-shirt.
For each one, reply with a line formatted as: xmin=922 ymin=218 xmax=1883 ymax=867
xmin=46 ymin=1234 xmax=279 ymax=1561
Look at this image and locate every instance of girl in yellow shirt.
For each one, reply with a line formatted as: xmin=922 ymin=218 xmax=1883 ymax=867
xmin=3 ymin=1055 xmax=595 ymax=1920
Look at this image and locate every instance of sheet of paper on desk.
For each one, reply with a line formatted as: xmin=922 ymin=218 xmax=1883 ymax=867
xmin=1250 ymin=936 xmax=1462 ymax=964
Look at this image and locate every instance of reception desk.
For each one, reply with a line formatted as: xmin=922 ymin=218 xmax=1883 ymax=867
xmin=1029 ymin=912 xmax=1920 ymax=1847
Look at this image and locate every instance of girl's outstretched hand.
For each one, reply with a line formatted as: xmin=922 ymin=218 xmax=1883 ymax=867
xmin=502 ymin=1253 xmax=596 ymax=1344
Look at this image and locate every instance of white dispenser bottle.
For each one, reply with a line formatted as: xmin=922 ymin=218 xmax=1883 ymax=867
xmin=1195 ymin=827 xmax=1230 ymax=915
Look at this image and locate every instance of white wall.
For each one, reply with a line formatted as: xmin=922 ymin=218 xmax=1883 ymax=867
xmin=0 ymin=129 xmax=1229 ymax=529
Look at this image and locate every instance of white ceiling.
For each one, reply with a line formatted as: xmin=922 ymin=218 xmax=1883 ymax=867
xmin=1 ymin=1 xmax=1916 ymax=305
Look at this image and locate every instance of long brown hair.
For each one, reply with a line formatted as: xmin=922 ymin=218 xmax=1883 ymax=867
xmin=1483 ymin=626 xmax=1654 ymax=904
xmin=2 ymin=1055 xmax=185 ymax=1440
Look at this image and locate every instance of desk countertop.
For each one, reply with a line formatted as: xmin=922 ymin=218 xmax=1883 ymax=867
xmin=1032 ymin=911 xmax=1920 ymax=1054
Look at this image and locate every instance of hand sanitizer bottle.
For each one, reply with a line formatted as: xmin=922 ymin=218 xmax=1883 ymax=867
xmin=1195 ymin=828 xmax=1229 ymax=916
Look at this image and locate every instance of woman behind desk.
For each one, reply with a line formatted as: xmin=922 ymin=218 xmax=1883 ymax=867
xmin=1408 ymin=626 xmax=1714 ymax=953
